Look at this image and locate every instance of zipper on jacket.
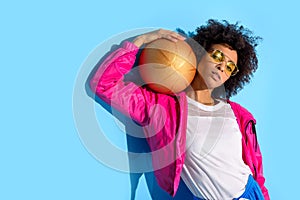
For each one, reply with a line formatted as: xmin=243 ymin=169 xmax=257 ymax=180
xmin=253 ymin=164 xmax=257 ymax=179
xmin=244 ymin=120 xmax=258 ymax=152
xmin=251 ymin=121 xmax=258 ymax=151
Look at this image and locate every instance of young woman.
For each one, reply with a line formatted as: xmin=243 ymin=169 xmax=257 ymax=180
xmin=88 ymin=19 xmax=270 ymax=200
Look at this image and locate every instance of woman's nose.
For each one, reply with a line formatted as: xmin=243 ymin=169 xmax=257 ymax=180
xmin=216 ymin=63 xmax=225 ymax=72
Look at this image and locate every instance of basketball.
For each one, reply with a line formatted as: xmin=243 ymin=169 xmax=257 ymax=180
xmin=138 ymin=38 xmax=197 ymax=94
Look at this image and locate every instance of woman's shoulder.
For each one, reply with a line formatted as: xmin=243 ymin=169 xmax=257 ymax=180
xmin=227 ymin=99 xmax=256 ymax=123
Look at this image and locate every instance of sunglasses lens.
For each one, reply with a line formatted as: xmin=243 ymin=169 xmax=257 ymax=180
xmin=211 ymin=50 xmax=224 ymax=62
xmin=226 ymin=62 xmax=235 ymax=72
xmin=227 ymin=62 xmax=238 ymax=76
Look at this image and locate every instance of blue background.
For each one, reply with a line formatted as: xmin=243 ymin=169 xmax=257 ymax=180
xmin=1 ymin=0 xmax=298 ymax=199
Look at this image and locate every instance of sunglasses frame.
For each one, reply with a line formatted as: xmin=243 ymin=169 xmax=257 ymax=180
xmin=209 ymin=49 xmax=239 ymax=76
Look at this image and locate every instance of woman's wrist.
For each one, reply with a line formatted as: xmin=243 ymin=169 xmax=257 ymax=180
xmin=132 ymin=35 xmax=145 ymax=48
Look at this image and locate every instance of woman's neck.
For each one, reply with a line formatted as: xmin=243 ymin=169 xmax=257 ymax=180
xmin=185 ymin=89 xmax=215 ymax=106
xmin=185 ymin=74 xmax=215 ymax=106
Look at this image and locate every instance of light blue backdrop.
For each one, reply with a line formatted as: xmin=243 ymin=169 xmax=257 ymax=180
xmin=1 ymin=0 xmax=298 ymax=199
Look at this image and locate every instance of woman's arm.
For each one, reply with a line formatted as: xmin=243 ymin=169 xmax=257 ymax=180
xmin=246 ymin=123 xmax=270 ymax=200
xmin=88 ymin=29 xmax=185 ymax=124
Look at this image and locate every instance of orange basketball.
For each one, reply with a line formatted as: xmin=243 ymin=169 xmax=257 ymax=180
xmin=139 ymin=38 xmax=197 ymax=94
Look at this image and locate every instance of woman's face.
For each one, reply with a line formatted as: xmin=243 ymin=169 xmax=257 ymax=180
xmin=197 ymin=44 xmax=238 ymax=89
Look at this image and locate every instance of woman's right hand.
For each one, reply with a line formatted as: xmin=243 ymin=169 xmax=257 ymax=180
xmin=132 ymin=29 xmax=186 ymax=47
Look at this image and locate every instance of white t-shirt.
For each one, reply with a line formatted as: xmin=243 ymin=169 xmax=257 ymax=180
xmin=181 ymin=96 xmax=252 ymax=199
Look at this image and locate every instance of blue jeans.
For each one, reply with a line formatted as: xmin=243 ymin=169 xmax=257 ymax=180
xmin=233 ymin=175 xmax=264 ymax=200
xmin=145 ymin=172 xmax=263 ymax=200
xmin=145 ymin=172 xmax=201 ymax=200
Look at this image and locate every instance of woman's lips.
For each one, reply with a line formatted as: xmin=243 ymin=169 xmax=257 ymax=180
xmin=211 ymin=71 xmax=220 ymax=81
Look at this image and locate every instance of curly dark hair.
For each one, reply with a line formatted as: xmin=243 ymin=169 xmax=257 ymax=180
xmin=178 ymin=19 xmax=262 ymax=98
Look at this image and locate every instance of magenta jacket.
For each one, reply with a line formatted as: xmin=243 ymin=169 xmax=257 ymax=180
xmin=89 ymin=41 xmax=270 ymax=200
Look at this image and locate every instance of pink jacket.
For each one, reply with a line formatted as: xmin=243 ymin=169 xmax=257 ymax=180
xmin=89 ymin=41 xmax=270 ymax=200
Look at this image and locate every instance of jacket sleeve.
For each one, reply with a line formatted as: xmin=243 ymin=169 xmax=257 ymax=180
xmin=246 ymin=123 xmax=270 ymax=200
xmin=88 ymin=41 xmax=153 ymax=125
xmin=88 ymin=41 xmax=185 ymax=197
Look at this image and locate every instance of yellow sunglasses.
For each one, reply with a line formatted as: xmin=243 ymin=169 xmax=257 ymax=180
xmin=209 ymin=49 xmax=239 ymax=76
